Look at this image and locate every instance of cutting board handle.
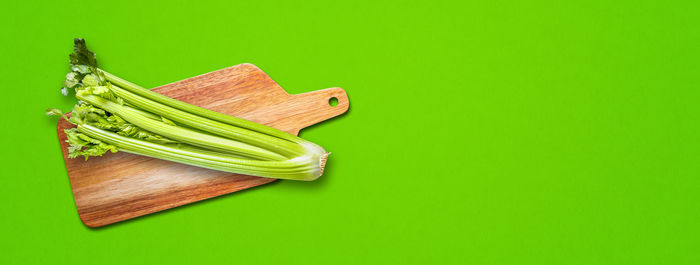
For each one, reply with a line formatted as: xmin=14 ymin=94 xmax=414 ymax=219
xmin=285 ymin=87 xmax=350 ymax=134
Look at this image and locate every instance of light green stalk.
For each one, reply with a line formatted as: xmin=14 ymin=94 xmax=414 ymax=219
xmin=107 ymin=84 xmax=308 ymax=157
xmin=77 ymin=94 xmax=287 ymax=161
xmin=77 ymin=124 xmax=325 ymax=180
xmin=100 ymin=70 xmax=322 ymax=148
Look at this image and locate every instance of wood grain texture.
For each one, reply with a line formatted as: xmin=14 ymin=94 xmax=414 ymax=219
xmin=56 ymin=63 xmax=349 ymax=227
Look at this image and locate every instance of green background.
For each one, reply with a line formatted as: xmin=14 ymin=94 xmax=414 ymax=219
xmin=1 ymin=0 xmax=699 ymax=264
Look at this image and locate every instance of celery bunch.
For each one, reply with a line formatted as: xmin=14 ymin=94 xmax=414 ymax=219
xmin=48 ymin=39 xmax=328 ymax=181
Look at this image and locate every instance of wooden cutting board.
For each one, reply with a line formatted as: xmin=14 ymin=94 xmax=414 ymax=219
xmin=56 ymin=63 xmax=349 ymax=227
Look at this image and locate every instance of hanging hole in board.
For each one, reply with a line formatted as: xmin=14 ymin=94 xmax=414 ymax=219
xmin=329 ymin=97 xmax=339 ymax=107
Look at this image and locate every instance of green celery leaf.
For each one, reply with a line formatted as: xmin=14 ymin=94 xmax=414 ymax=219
xmin=64 ymin=128 xmax=118 ymax=160
xmin=69 ymin=38 xmax=97 ymax=68
xmin=82 ymin=74 xmax=99 ymax=87
xmin=63 ymin=72 xmax=80 ymax=89
xmin=45 ymin=108 xmax=63 ymax=116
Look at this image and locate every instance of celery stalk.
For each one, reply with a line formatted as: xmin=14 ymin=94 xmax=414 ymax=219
xmin=107 ymin=84 xmax=308 ymax=157
xmin=77 ymin=124 xmax=325 ymax=180
xmin=100 ymin=70 xmax=317 ymax=146
xmin=77 ymin=94 xmax=287 ymax=161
